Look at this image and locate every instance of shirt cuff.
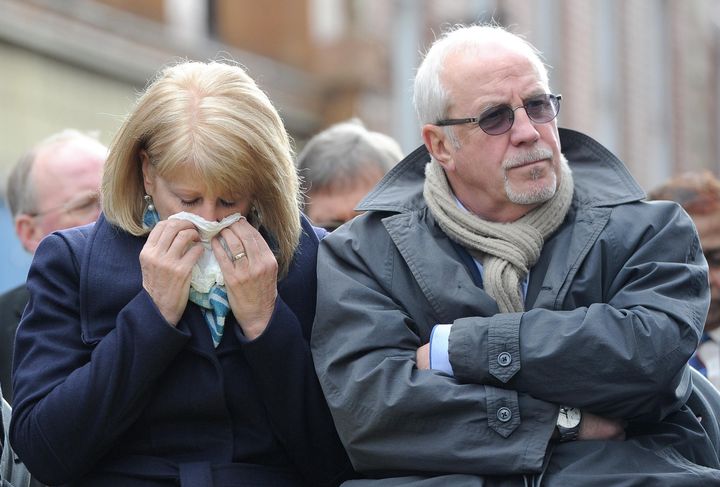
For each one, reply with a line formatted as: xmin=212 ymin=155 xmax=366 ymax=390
xmin=430 ymin=324 xmax=454 ymax=376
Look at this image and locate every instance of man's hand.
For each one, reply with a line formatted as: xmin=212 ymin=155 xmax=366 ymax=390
xmin=416 ymin=343 xmax=430 ymax=370
xmin=578 ymin=411 xmax=626 ymax=441
xmin=417 ymin=340 xmax=626 ymax=442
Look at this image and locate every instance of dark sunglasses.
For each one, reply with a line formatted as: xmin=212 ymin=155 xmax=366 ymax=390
xmin=435 ymin=93 xmax=562 ymax=136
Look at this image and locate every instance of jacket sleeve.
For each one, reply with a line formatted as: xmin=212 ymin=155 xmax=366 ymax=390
xmin=311 ymin=218 xmax=558 ymax=477
xmin=449 ymin=201 xmax=708 ymax=421
xmin=10 ymin=231 xmax=190 ymax=485
xmin=237 ymin=221 xmax=353 ymax=487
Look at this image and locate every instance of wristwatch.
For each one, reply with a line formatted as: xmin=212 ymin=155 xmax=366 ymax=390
xmin=556 ymin=406 xmax=582 ymax=442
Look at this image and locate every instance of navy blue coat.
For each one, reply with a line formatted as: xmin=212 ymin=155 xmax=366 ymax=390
xmin=10 ymin=213 xmax=352 ymax=487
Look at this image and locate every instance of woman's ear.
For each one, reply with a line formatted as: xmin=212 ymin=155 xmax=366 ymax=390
xmin=249 ymin=204 xmax=261 ymax=229
xmin=139 ymin=150 xmax=155 ymax=195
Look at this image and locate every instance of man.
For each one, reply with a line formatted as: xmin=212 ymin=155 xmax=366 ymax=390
xmin=649 ymin=171 xmax=720 ymax=387
xmin=0 ymin=130 xmax=106 ymax=403
xmin=296 ymin=119 xmax=402 ymax=231
xmin=311 ymin=24 xmax=720 ymax=485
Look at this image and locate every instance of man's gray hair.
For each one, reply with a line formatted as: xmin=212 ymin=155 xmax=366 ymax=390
xmin=296 ymin=119 xmax=402 ymax=201
xmin=6 ymin=129 xmax=102 ymax=217
xmin=413 ymin=23 xmax=551 ymax=127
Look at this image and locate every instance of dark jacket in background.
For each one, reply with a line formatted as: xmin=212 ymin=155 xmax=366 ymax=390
xmin=1 ymin=383 xmax=42 ymax=487
xmin=0 ymin=284 xmax=28 ymax=403
xmin=10 ymin=214 xmax=352 ymax=487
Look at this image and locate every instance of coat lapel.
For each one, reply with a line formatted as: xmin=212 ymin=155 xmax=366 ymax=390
xmin=384 ymin=200 xmax=612 ymax=321
xmin=79 ymin=216 xmax=144 ymax=344
xmin=526 ymin=204 xmax=612 ymax=310
xmin=79 ymin=215 xmax=218 ymax=358
xmin=383 ymin=210 xmax=499 ymax=328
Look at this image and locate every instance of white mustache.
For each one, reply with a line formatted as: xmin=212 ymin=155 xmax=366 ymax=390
xmin=502 ymin=148 xmax=554 ymax=170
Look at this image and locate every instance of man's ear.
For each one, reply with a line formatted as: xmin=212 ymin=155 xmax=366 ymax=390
xmin=421 ymin=124 xmax=456 ymax=172
xmin=15 ymin=214 xmax=43 ymax=254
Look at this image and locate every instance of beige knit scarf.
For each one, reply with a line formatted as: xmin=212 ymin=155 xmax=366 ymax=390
xmin=423 ymin=157 xmax=574 ymax=313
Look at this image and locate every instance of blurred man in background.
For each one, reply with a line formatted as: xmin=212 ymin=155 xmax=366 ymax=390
xmin=649 ymin=171 xmax=720 ymax=388
xmin=0 ymin=130 xmax=106 ymax=403
xmin=296 ymin=118 xmax=402 ymax=231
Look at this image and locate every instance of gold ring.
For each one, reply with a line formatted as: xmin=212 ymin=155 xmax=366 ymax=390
xmin=232 ymin=251 xmax=246 ymax=262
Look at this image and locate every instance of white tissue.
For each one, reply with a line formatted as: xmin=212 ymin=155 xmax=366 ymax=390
xmin=168 ymin=212 xmax=243 ymax=293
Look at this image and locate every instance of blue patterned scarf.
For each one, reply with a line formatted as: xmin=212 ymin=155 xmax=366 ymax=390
xmin=189 ymin=287 xmax=230 ymax=348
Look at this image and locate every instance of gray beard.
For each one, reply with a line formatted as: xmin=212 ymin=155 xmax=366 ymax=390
xmin=504 ymin=167 xmax=558 ymax=205
xmin=503 ymin=149 xmax=562 ymax=205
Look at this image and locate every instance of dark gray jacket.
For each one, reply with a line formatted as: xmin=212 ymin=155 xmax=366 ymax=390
xmin=311 ymin=129 xmax=720 ymax=486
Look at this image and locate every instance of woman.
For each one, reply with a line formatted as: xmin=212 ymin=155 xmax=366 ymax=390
xmin=10 ymin=61 xmax=352 ymax=486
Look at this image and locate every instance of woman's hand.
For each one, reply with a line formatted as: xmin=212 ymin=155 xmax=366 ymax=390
xmin=212 ymin=218 xmax=278 ymax=340
xmin=140 ymin=219 xmax=203 ymax=326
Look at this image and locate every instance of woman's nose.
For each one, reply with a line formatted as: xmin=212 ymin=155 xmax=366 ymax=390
xmin=193 ymin=204 xmax=222 ymax=223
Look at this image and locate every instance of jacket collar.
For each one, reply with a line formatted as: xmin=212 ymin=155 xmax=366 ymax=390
xmin=78 ymin=215 xmax=217 ymax=353
xmin=357 ymin=128 xmax=646 ymax=214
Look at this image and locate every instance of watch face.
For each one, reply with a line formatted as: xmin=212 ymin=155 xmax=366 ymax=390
xmin=558 ymin=407 xmax=582 ymax=428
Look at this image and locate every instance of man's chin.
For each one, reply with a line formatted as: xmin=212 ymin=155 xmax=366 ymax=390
xmin=506 ymin=182 xmax=556 ymax=205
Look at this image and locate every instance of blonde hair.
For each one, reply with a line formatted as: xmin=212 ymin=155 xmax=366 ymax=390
xmin=102 ymin=60 xmax=301 ymax=276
